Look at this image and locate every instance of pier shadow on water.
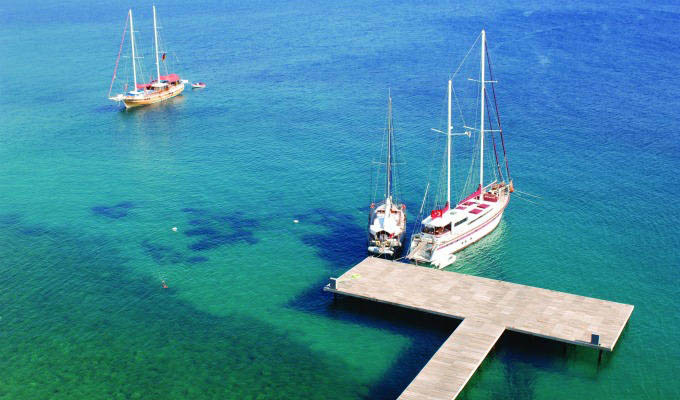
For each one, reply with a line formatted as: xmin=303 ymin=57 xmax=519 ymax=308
xmin=0 ymin=214 xmax=366 ymax=400
xmin=318 ymin=294 xmax=461 ymax=400
xmin=287 ymin=207 xmax=463 ymax=398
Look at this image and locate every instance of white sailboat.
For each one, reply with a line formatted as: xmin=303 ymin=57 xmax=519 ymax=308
xmin=368 ymin=92 xmax=406 ymax=256
xmin=407 ymin=30 xmax=513 ymax=268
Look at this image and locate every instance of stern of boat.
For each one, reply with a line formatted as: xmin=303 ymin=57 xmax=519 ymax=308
xmin=368 ymin=231 xmax=403 ymax=257
xmin=406 ymin=234 xmax=434 ymax=263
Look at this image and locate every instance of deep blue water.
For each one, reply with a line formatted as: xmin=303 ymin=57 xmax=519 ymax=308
xmin=1 ymin=0 xmax=679 ymax=398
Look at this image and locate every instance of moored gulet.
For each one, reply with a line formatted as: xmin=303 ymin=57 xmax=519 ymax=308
xmin=368 ymin=92 xmax=406 ymax=256
xmin=108 ymin=6 xmax=185 ymax=109
xmin=407 ymin=30 xmax=513 ymax=269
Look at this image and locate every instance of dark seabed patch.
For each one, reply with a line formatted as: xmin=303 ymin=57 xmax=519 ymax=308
xmin=185 ymin=256 xmax=209 ymax=264
xmin=181 ymin=207 xmax=259 ymax=251
xmin=296 ymin=208 xmax=366 ymax=271
xmin=141 ymin=239 xmax=185 ymax=265
xmin=0 ymin=215 xmax=367 ymax=400
xmin=91 ymin=201 xmax=134 ymax=219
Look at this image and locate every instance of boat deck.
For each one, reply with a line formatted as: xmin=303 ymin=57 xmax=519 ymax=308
xmin=324 ymin=257 xmax=634 ymax=399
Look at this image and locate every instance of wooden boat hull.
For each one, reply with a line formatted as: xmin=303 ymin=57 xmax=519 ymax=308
xmin=123 ymin=83 xmax=185 ymax=108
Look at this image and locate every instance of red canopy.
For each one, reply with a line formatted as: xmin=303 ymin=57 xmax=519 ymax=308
xmin=159 ymin=74 xmax=180 ymax=82
xmin=458 ymin=185 xmax=482 ymax=205
xmin=136 ymin=83 xmax=152 ymax=90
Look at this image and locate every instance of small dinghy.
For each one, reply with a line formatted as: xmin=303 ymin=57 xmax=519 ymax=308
xmin=191 ymin=82 xmax=206 ymax=89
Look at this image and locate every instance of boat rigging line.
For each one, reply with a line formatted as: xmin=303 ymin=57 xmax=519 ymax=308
xmin=108 ymin=16 xmax=129 ymax=98
xmin=485 ymin=43 xmax=511 ymax=181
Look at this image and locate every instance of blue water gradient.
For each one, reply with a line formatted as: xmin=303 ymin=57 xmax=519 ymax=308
xmin=1 ymin=0 xmax=679 ymax=398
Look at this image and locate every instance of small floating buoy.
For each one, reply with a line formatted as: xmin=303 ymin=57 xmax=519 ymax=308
xmin=172 ymin=227 xmax=178 ymax=232
xmin=293 ymin=219 xmax=299 ymax=224
xmin=161 ymin=280 xmax=168 ymax=289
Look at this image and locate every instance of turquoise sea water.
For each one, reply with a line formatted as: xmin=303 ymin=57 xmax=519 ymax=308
xmin=1 ymin=0 xmax=679 ymax=398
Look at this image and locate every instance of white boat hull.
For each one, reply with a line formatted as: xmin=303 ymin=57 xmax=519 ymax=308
xmin=367 ymin=232 xmax=404 ymax=256
xmin=430 ymin=205 xmax=504 ymax=267
xmin=408 ymin=187 xmax=510 ymax=268
xmin=368 ymin=245 xmax=396 ymax=256
xmin=367 ymin=197 xmax=406 ymax=257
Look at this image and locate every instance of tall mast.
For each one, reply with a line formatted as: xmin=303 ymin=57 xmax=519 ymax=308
xmin=153 ymin=5 xmax=161 ymax=83
xmin=386 ymin=91 xmax=392 ymax=201
xmin=447 ymin=79 xmax=452 ymax=207
xmin=129 ymin=10 xmax=138 ymax=91
xmin=479 ymin=29 xmax=486 ymax=199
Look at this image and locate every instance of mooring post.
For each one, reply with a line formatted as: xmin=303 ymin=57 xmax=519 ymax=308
xmin=591 ymin=333 xmax=602 ymax=366
xmin=591 ymin=333 xmax=600 ymax=346
xmin=329 ymin=278 xmax=338 ymax=302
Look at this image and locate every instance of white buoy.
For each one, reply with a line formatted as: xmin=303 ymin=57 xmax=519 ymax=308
xmin=293 ymin=219 xmax=299 ymax=224
xmin=172 ymin=227 xmax=178 ymax=232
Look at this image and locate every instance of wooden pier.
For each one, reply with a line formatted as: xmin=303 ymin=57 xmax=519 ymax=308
xmin=324 ymin=257 xmax=634 ymax=399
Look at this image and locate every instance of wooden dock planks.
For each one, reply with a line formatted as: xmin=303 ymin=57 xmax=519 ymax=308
xmin=324 ymin=257 xmax=634 ymax=399
xmin=398 ymin=318 xmax=504 ymax=400
xmin=326 ymin=257 xmax=633 ymax=350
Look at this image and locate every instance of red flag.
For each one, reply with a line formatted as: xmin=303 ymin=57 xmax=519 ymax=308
xmin=162 ymin=53 xmax=166 ymax=61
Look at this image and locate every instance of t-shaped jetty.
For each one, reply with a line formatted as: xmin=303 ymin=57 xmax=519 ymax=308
xmin=324 ymin=257 xmax=633 ymax=399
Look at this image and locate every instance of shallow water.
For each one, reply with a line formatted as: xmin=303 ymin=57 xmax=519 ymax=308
xmin=1 ymin=0 xmax=679 ymax=398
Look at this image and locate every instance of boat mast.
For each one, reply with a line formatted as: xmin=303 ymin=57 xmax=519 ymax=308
xmin=386 ymin=91 xmax=392 ymax=202
xmin=479 ymin=29 xmax=486 ymax=199
xmin=129 ymin=10 xmax=138 ymax=91
xmin=447 ymin=79 xmax=452 ymax=207
xmin=153 ymin=5 xmax=161 ymax=84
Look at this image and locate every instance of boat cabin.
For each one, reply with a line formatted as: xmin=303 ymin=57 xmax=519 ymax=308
xmin=132 ymin=74 xmax=182 ymax=95
xmin=421 ymin=210 xmax=468 ymax=236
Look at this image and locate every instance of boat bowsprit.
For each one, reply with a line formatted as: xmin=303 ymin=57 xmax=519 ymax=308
xmin=108 ymin=94 xmax=125 ymax=102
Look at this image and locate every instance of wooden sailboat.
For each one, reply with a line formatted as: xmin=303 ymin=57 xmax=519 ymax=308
xmin=407 ymin=30 xmax=513 ymax=268
xmin=368 ymin=92 xmax=406 ymax=256
xmin=109 ymin=6 xmax=185 ymax=108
